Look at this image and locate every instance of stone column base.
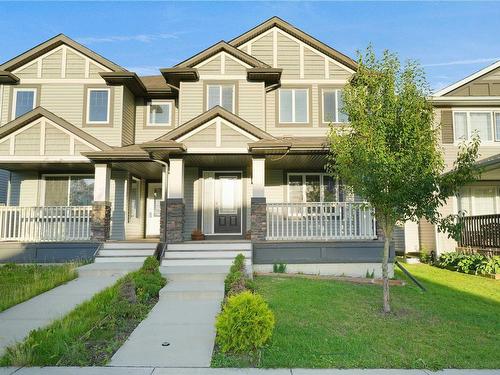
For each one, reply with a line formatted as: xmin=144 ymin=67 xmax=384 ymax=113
xmin=166 ymin=198 xmax=185 ymax=243
xmin=251 ymin=197 xmax=267 ymax=241
xmin=91 ymin=201 xmax=111 ymax=241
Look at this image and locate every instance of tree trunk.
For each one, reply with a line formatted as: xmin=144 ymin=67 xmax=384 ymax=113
xmin=381 ymin=221 xmax=393 ymax=314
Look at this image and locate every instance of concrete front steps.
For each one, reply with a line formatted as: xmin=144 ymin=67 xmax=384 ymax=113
xmin=94 ymin=242 xmax=158 ymax=263
xmin=161 ymin=241 xmax=252 ymax=270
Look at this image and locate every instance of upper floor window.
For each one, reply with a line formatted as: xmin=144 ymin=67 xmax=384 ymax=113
xmin=207 ymin=84 xmax=234 ymax=112
xmin=322 ymin=89 xmax=348 ymax=123
xmin=279 ymin=88 xmax=308 ymax=124
xmin=453 ymin=110 xmax=500 ymax=142
xmin=147 ymin=100 xmax=172 ymax=127
xmin=43 ymin=175 xmax=94 ymax=206
xmin=12 ymin=88 xmax=36 ymax=119
xmin=87 ymin=88 xmax=110 ymax=124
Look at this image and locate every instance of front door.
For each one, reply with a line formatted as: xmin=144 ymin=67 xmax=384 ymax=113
xmin=214 ymin=173 xmax=242 ymax=234
xmin=146 ymin=183 xmax=162 ymax=237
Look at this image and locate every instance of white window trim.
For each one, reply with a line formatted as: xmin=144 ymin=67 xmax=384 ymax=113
xmin=452 ymin=108 xmax=500 ymax=144
xmin=206 ymin=84 xmax=235 ymax=112
xmin=146 ymin=100 xmax=172 ymax=127
xmin=322 ymin=88 xmax=347 ymax=124
xmin=41 ymin=174 xmax=94 ymax=206
xmin=279 ymin=88 xmax=309 ymax=124
xmin=86 ymin=88 xmax=111 ymax=124
xmin=11 ymin=87 xmax=37 ymax=119
xmin=457 ymin=185 xmax=500 ymax=216
xmin=287 ymin=173 xmax=340 ymax=203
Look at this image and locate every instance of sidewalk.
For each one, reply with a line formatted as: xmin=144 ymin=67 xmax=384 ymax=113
xmin=0 ymin=262 xmax=140 ymax=356
xmin=0 ymin=367 xmax=499 ymax=374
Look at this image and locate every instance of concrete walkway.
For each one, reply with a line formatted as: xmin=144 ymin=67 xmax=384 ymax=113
xmin=0 ymin=262 xmax=141 ymax=356
xmin=110 ymin=265 xmax=227 ymax=367
xmin=0 ymin=367 xmax=499 ymax=374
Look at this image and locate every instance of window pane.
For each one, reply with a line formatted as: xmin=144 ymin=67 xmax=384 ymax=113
xmin=323 ymin=91 xmax=336 ymax=123
xmin=458 ymin=188 xmax=471 ymax=215
xmin=15 ymin=90 xmax=35 ymax=118
xmin=221 ymin=86 xmax=234 ymax=112
xmin=294 ymin=89 xmax=308 ymax=123
xmin=337 ymin=90 xmax=349 ymax=123
xmin=88 ymin=90 xmax=109 ymax=122
xmin=69 ymin=177 xmax=94 ymax=206
xmin=45 ymin=177 xmax=69 ymax=206
xmin=473 ymin=187 xmax=497 ymax=215
xmin=208 ymin=86 xmax=220 ymax=109
xmin=150 ymin=103 xmax=170 ymax=125
xmin=470 ymin=112 xmax=492 ymax=141
xmin=280 ymin=90 xmax=293 ymax=123
xmin=305 ymin=175 xmax=321 ymax=202
xmin=288 ymin=175 xmax=303 ymax=203
xmin=495 ymin=113 xmax=500 ymax=141
xmin=323 ymin=175 xmax=337 ymax=202
xmin=454 ymin=112 xmax=468 ymax=141
xmin=129 ymin=179 xmax=140 ymax=219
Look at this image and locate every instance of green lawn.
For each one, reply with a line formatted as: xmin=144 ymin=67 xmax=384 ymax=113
xmin=212 ymin=264 xmax=500 ymax=369
xmin=0 ymin=263 xmax=78 ymax=312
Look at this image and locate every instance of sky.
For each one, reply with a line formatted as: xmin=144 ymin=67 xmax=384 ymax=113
xmin=0 ymin=1 xmax=499 ymax=92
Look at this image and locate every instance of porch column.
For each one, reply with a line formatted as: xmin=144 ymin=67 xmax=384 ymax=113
xmin=91 ymin=163 xmax=111 ymax=241
xmin=159 ymin=163 xmax=169 ymax=243
xmin=251 ymin=156 xmax=267 ymax=241
xmin=166 ymin=158 xmax=185 ymax=243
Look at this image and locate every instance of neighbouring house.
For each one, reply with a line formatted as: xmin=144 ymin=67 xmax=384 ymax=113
xmin=0 ymin=17 xmax=391 ymax=275
xmin=396 ymin=61 xmax=500 ymax=257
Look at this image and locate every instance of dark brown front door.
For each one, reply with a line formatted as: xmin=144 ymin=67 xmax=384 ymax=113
xmin=214 ymin=173 xmax=241 ymax=234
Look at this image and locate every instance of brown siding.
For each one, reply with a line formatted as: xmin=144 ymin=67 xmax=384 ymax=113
xmin=440 ymin=109 xmax=453 ymax=144
xmin=448 ymin=67 xmax=500 ymax=97
xmin=121 ymin=87 xmax=135 ymax=146
xmin=419 ymin=218 xmax=436 ymax=252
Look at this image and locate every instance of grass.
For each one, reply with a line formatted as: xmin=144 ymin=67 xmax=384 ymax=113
xmin=0 ymin=263 xmax=78 ymax=312
xmin=0 ymin=257 xmax=166 ymax=367
xmin=212 ymin=264 xmax=500 ymax=369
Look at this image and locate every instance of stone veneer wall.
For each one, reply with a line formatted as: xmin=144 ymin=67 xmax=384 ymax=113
xmin=90 ymin=201 xmax=111 ymax=241
xmin=165 ymin=198 xmax=184 ymax=243
xmin=251 ymin=197 xmax=267 ymax=241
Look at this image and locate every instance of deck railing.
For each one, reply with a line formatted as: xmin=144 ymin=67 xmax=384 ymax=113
xmin=458 ymin=214 xmax=500 ymax=249
xmin=266 ymin=202 xmax=377 ymax=240
xmin=0 ymin=206 xmax=92 ymax=242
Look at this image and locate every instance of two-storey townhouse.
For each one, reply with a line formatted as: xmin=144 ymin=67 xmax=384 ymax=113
xmin=396 ymin=61 xmax=500 ymax=256
xmin=0 ymin=17 xmax=391 ymax=276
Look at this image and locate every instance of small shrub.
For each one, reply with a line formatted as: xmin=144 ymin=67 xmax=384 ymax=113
xmin=273 ymin=263 xmax=287 ymax=273
xmin=436 ymin=252 xmax=500 ymax=276
xmin=224 ymin=254 xmax=250 ymax=295
xmin=215 ymin=291 xmax=275 ymax=354
xmin=142 ymin=256 xmax=160 ymax=274
xmin=365 ymin=269 xmax=375 ymax=279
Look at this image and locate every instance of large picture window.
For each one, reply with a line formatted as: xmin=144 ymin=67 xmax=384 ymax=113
xmin=453 ymin=110 xmax=500 ymax=142
xmin=287 ymin=173 xmax=355 ymax=203
xmin=279 ymin=88 xmax=309 ymax=123
xmin=458 ymin=186 xmax=500 ymax=216
xmin=43 ymin=175 xmax=94 ymax=206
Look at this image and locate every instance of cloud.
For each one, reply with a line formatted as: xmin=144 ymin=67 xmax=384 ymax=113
xmin=76 ymin=33 xmax=180 ymax=45
xmin=423 ymin=57 xmax=500 ymax=68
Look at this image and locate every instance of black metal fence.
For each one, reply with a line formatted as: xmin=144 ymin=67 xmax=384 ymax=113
xmin=458 ymin=214 xmax=500 ymax=249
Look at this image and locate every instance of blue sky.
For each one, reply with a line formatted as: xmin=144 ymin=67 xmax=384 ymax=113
xmin=0 ymin=1 xmax=499 ymax=92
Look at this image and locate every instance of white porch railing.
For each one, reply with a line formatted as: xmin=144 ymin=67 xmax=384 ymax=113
xmin=0 ymin=206 xmax=92 ymax=242
xmin=266 ymin=202 xmax=377 ymax=240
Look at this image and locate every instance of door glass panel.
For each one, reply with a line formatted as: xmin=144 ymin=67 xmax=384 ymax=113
xmin=219 ymin=177 xmax=237 ymax=214
xmin=153 ymin=187 xmax=162 ymax=216
xmin=305 ymin=175 xmax=321 ymax=202
xmin=288 ymin=175 xmax=303 ymax=203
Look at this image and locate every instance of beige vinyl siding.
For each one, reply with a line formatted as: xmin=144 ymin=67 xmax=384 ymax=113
xmin=0 ymin=140 xmax=9 ymax=155
xmin=448 ymin=67 xmax=500 ymax=96
xmin=0 ymin=170 xmax=9 ymax=204
xmin=15 ymin=62 xmax=38 ymax=78
xmin=65 ymin=50 xmax=86 ymax=79
xmin=15 ymin=123 xmax=40 ymax=155
xmin=238 ymin=81 xmax=264 ymax=129
xmin=74 ymin=141 xmax=94 ymax=154
xmin=264 ymin=170 xmax=285 ymax=203
xmin=134 ymin=98 xmax=178 ymax=143
xmin=179 ymin=81 xmax=203 ymax=124
xmin=329 ymin=61 xmax=351 ymax=80
xmin=249 ymin=32 xmax=273 ymax=67
xmin=121 ymin=87 xmax=135 ymax=146
xmin=8 ymin=171 xmax=39 ymax=206
xmin=418 ymin=218 xmax=436 ymax=252
xmin=225 ymin=57 xmax=247 ymax=75
xmin=183 ymin=123 xmax=217 ymax=148
xmin=1 ymin=86 xmax=10 ymax=125
xmin=198 ymin=56 xmax=222 ymax=75
xmin=220 ymin=125 xmax=252 ymax=148
xmin=183 ymin=167 xmax=199 ymax=240
xmin=304 ymin=48 xmax=325 ymax=79
xmin=41 ymin=50 xmax=63 ymax=78
xmin=277 ymin=32 xmax=300 ymax=79
xmin=88 ymin=63 xmax=103 ymax=78
xmin=44 ymin=124 xmax=71 ymax=155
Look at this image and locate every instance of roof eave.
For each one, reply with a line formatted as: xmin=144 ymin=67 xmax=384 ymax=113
xmin=160 ymin=68 xmax=199 ymax=89
xmin=0 ymin=71 xmax=19 ymax=84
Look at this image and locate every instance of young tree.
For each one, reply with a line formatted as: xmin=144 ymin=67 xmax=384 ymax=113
xmin=327 ymin=46 xmax=480 ymax=313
